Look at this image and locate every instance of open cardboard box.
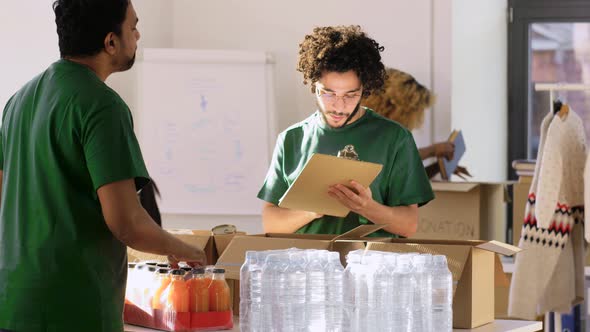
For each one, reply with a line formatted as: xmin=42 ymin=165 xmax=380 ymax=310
xmin=365 ymin=238 xmax=521 ymax=329
xmin=215 ymin=224 xmax=389 ymax=314
xmin=415 ymin=181 xmax=514 ymax=241
xmin=216 ymin=224 xmax=387 ymax=279
xmin=127 ymin=229 xmax=245 ymax=266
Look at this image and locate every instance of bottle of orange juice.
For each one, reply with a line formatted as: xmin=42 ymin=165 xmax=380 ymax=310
xmin=166 ymin=269 xmax=189 ymax=313
xmin=204 ymin=265 xmax=215 ymax=287
xmin=208 ymin=268 xmax=231 ymax=312
xmin=151 ymin=268 xmax=171 ymax=310
xmin=188 ymin=267 xmax=209 ymax=313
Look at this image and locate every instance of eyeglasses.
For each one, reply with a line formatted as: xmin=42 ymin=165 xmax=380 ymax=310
xmin=316 ymin=86 xmax=362 ymax=106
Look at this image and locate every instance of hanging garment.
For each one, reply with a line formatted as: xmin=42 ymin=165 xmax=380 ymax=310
xmin=509 ymin=110 xmax=587 ymax=320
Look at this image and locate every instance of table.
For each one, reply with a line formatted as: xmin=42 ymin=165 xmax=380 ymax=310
xmin=125 ymin=319 xmax=542 ymax=332
xmin=453 ymin=319 xmax=542 ymax=332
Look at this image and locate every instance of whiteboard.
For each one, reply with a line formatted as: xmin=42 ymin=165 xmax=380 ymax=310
xmin=137 ymin=49 xmax=275 ymax=215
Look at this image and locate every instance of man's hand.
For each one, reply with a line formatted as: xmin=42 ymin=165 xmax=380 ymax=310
xmin=167 ymin=245 xmax=207 ymax=268
xmin=328 ymin=180 xmax=374 ymax=215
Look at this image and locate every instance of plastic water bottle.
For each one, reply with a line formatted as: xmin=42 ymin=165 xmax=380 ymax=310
xmin=306 ymin=251 xmax=327 ymax=331
xmin=280 ymin=251 xmax=307 ymax=332
xmin=373 ymin=254 xmax=394 ymax=332
xmin=354 ymin=253 xmax=376 ymax=332
xmin=325 ymin=251 xmax=344 ymax=332
xmin=391 ymin=254 xmax=415 ymax=332
xmin=431 ymin=255 xmax=453 ymax=332
xmin=239 ymin=251 xmax=255 ymax=331
xmin=412 ymin=254 xmax=433 ymax=332
xmin=249 ymin=252 xmax=265 ymax=332
xmin=262 ymin=253 xmax=289 ymax=331
xmin=342 ymin=251 xmax=361 ymax=332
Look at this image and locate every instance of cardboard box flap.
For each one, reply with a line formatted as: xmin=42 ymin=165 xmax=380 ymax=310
xmin=365 ymin=242 xmax=471 ymax=293
xmin=128 ymin=229 xmax=213 ymax=263
xmin=394 ymin=238 xmax=487 ymax=246
xmin=215 ymin=235 xmax=333 ymax=280
xmin=264 ymin=233 xmax=337 ymax=240
xmin=431 ymin=182 xmax=479 ymax=192
xmin=494 ymin=255 xmax=510 ymax=287
xmin=333 ymin=224 xmax=387 ymax=240
xmin=475 ymin=240 xmax=521 ymax=256
xmin=214 ymin=232 xmax=246 ymax=256
xmin=127 ymin=249 xmax=167 ymax=263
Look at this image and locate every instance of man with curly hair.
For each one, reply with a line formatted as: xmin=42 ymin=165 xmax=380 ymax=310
xmin=0 ymin=1 xmax=205 ymax=331
xmin=258 ymin=26 xmax=434 ymax=237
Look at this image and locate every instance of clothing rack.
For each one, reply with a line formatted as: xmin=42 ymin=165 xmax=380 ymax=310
xmin=534 ymin=83 xmax=590 ymax=107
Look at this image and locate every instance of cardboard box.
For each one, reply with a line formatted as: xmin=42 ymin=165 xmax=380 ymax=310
xmin=415 ymin=182 xmax=513 ymax=241
xmin=512 ymin=176 xmax=532 ymax=246
xmin=495 ymin=271 xmax=512 ymax=319
xmin=215 ymin=225 xmax=388 ymax=315
xmin=127 ymin=229 xmax=245 ymax=265
xmin=365 ymin=238 xmax=520 ymax=329
xmin=216 ymin=224 xmax=386 ymax=279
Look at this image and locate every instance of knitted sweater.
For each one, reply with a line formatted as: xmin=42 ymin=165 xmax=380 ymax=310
xmin=508 ymin=110 xmax=586 ymax=320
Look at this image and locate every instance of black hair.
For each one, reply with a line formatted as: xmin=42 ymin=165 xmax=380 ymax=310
xmin=53 ymin=0 xmax=129 ymax=57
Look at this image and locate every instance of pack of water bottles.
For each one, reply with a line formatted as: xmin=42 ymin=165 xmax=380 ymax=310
xmin=124 ymin=262 xmax=234 ymax=331
xmin=239 ymin=248 xmax=453 ymax=332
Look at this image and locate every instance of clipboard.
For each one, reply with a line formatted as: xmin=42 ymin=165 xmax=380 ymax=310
xmin=278 ymin=152 xmax=383 ymax=217
xmin=438 ymin=129 xmax=465 ymax=180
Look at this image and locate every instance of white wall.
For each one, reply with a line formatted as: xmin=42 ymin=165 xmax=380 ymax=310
xmin=451 ymin=0 xmax=508 ymax=182
xmin=0 ymin=1 xmax=58 ymax=110
xmin=106 ymin=0 xmax=174 ymax=118
xmin=432 ymin=0 xmax=453 ymax=143
xmin=172 ymin=0 xmax=433 ymax=147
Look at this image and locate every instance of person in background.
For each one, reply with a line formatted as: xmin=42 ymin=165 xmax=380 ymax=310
xmin=0 ymin=1 xmax=205 ymax=331
xmin=363 ymin=68 xmax=454 ymax=161
xmin=258 ymin=26 xmax=434 ymax=238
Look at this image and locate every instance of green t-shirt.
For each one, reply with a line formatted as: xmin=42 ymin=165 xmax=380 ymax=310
xmin=257 ymin=108 xmax=434 ymax=237
xmin=0 ymin=60 xmax=149 ymax=332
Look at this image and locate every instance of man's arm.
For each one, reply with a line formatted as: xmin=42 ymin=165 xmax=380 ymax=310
xmin=261 ymin=202 xmax=322 ymax=233
xmin=328 ymin=181 xmax=418 ymax=237
xmin=97 ymin=178 xmax=206 ymax=265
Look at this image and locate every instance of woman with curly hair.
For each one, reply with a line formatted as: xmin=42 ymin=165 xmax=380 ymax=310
xmin=257 ymin=25 xmax=434 ymax=238
xmin=363 ymin=68 xmax=455 ymax=161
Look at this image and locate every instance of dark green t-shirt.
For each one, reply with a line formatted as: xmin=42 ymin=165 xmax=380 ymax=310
xmin=257 ymin=108 xmax=434 ymax=237
xmin=0 ymin=60 xmax=149 ymax=332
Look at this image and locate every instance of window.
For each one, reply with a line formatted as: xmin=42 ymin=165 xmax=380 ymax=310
xmin=507 ymin=0 xmax=590 ymax=179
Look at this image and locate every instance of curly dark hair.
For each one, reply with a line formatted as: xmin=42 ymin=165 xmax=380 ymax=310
xmin=53 ymin=0 xmax=129 ymax=57
xmin=297 ymin=25 xmax=387 ymax=97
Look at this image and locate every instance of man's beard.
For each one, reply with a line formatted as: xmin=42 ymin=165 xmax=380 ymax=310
xmin=114 ymin=51 xmax=136 ymax=72
xmin=121 ymin=52 xmax=136 ymax=71
xmin=319 ymin=100 xmax=362 ymax=128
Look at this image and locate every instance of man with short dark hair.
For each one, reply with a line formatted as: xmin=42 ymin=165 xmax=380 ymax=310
xmin=0 ymin=1 xmax=205 ymax=331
